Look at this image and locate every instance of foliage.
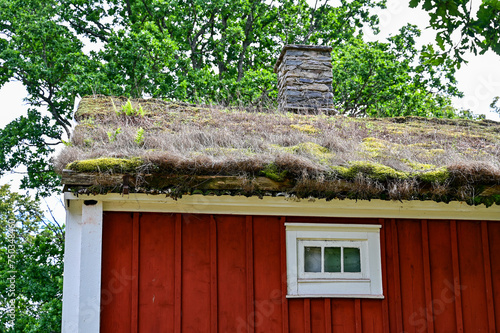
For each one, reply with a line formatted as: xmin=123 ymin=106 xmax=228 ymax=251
xmin=490 ymin=96 xmax=500 ymax=115
xmin=135 ymin=127 xmax=145 ymax=145
xmin=0 ymin=185 xmax=64 ymax=332
xmin=116 ymin=100 xmax=145 ymax=117
xmin=332 ymin=25 xmax=466 ymax=117
xmin=107 ymin=127 xmax=122 ymax=143
xmin=409 ymin=0 xmax=500 ymax=66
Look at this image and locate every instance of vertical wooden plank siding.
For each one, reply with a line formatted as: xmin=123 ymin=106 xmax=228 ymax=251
xmin=138 ymin=213 xmax=175 ymax=332
xmin=310 ymin=299 xmax=326 ymax=333
xmin=100 ymin=213 xmax=500 ymax=332
xmin=174 ymin=214 xmax=182 ymax=333
xmin=303 ymin=299 xmax=311 ymax=333
xmin=361 ymin=300 xmax=384 ymax=333
xmin=331 ymin=299 xmax=356 ymax=331
xmin=399 ymin=219 xmax=427 ymax=332
xmin=100 ymin=212 xmax=133 ymax=333
xmin=253 ymin=216 xmax=282 ymax=332
xmin=481 ymin=221 xmax=496 ymax=333
xmin=383 ymin=218 xmax=399 ymax=332
xmin=457 ymin=221 xmax=489 ymax=331
xmin=427 ymin=220 xmax=456 ymax=332
xmin=181 ymin=214 xmax=211 ymax=332
xmin=390 ymin=219 xmax=404 ymax=332
xmin=379 ymin=218 xmax=390 ymax=332
xmin=487 ymin=221 xmax=500 ymax=332
xmin=421 ymin=220 xmax=434 ymax=333
xmin=354 ymin=299 xmax=362 ymax=333
xmin=246 ymin=216 xmax=255 ymax=333
xmin=131 ymin=213 xmax=139 ymax=333
xmin=210 ymin=215 xmax=218 ymax=333
xmin=280 ymin=216 xmax=289 ymax=333
xmin=450 ymin=220 xmax=464 ymax=332
xmin=324 ymin=299 xmax=332 ymax=333
xmin=217 ymin=215 xmax=247 ymax=332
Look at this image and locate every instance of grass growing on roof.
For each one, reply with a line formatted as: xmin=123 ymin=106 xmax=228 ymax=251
xmin=56 ymin=96 xmax=500 ymax=204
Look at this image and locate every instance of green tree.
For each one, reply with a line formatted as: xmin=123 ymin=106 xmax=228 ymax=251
xmin=332 ymin=25 xmax=466 ymax=117
xmin=409 ymin=0 xmax=500 ymax=66
xmin=0 ymin=185 xmax=64 ymax=332
xmin=0 ymin=0 xmax=89 ymax=195
xmin=490 ymin=96 xmax=500 ymax=115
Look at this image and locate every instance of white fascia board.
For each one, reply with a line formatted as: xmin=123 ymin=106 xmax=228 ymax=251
xmin=64 ymin=193 xmax=500 ymax=221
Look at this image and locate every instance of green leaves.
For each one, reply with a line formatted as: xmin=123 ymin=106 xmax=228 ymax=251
xmin=331 ymin=25 xmax=464 ymax=118
xmin=490 ymin=96 xmax=500 ymax=114
xmin=410 ymin=0 xmax=500 ymax=65
xmin=0 ymin=109 xmax=61 ymax=196
xmin=0 ymin=185 xmax=64 ymax=332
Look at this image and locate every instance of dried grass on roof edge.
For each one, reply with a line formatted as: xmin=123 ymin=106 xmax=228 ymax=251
xmin=56 ymin=96 xmax=500 ymax=205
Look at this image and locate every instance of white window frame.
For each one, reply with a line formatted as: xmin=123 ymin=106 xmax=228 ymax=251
xmin=286 ymin=223 xmax=383 ymax=298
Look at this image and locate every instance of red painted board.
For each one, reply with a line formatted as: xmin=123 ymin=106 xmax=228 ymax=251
xmin=398 ymin=219 xmax=426 ymax=332
xmin=361 ymin=299 xmax=384 ymax=333
xmin=100 ymin=212 xmax=134 ymax=333
xmin=216 ymin=215 xmax=248 ymax=332
xmin=427 ymin=220 xmax=457 ymax=332
xmin=331 ymin=299 xmax=356 ymax=333
xmin=180 ymin=213 xmax=212 ymax=332
xmin=457 ymin=221 xmax=488 ymax=331
xmin=487 ymin=221 xmax=500 ymax=332
xmin=253 ymin=216 xmax=283 ymax=333
xmin=137 ymin=213 xmax=175 ymax=332
xmin=288 ymin=299 xmax=305 ymax=333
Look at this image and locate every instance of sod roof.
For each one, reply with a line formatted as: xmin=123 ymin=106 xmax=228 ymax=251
xmin=57 ymin=95 xmax=500 ymax=206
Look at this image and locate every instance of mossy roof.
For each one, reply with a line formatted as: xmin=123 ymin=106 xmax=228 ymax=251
xmin=57 ymin=95 xmax=500 ymax=206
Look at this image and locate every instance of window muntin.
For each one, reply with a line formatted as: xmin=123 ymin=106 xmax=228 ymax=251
xmin=298 ymin=240 xmax=366 ymax=280
xmin=286 ymin=223 xmax=383 ymax=298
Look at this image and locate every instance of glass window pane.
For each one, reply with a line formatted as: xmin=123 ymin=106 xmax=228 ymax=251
xmin=324 ymin=247 xmax=341 ymax=272
xmin=344 ymin=247 xmax=361 ymax=272
xmin=304 ymin=247 xmax=321 ymax=272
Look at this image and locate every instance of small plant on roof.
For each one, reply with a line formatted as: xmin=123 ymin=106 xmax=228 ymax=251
xmin=115 ymin=99 xmax=145 ymax=117
xmin=135 ymin=127 xmax=145 ymax=145
xmin=107 ymin=127 xmax=121 ymax=142
xmin=122 ymin=99 xmax=135 ymax=116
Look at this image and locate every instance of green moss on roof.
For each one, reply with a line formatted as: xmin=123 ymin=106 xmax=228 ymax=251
xmin=260 ymin=163 xmax=289 ymax=182
xmin=333 ymin=161 xmax=410 ymax=181
xmin=418 ymin=167 xmax=450 ymax=183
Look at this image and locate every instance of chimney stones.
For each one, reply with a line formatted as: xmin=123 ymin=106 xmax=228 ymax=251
xmin=274 ymin=45 xmax=333 ymax=113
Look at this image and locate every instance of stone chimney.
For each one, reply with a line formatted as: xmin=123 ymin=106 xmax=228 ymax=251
xmin=274 ymin=45 xmax=333 ymax=113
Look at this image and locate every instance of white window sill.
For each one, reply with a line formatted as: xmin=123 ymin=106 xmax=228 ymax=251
xmin=286 ymin=294 xmax=385 ymax=299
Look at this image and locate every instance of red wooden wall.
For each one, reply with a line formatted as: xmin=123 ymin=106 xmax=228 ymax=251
xmin=100 ymin=212 xmax=500 ymax=332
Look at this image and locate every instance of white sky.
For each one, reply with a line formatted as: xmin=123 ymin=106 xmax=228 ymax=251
xmin=1 ymin=0 xmax=499 ymax=223
xmin=364 ymin=0 xmax=500 ymax=120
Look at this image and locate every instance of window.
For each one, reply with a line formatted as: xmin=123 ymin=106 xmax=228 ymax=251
xmin=286 ymin=223 xmax=383 ymax=298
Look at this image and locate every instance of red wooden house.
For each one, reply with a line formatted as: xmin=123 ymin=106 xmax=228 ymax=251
xmin=59 ymin=46 xmax=500 ymax=332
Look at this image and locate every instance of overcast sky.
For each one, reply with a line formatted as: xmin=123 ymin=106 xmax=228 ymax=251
xmin=1 ymin=0 xmax=499 ymax=221
xmin=364 ymin=0 xmax=500 ymax=120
